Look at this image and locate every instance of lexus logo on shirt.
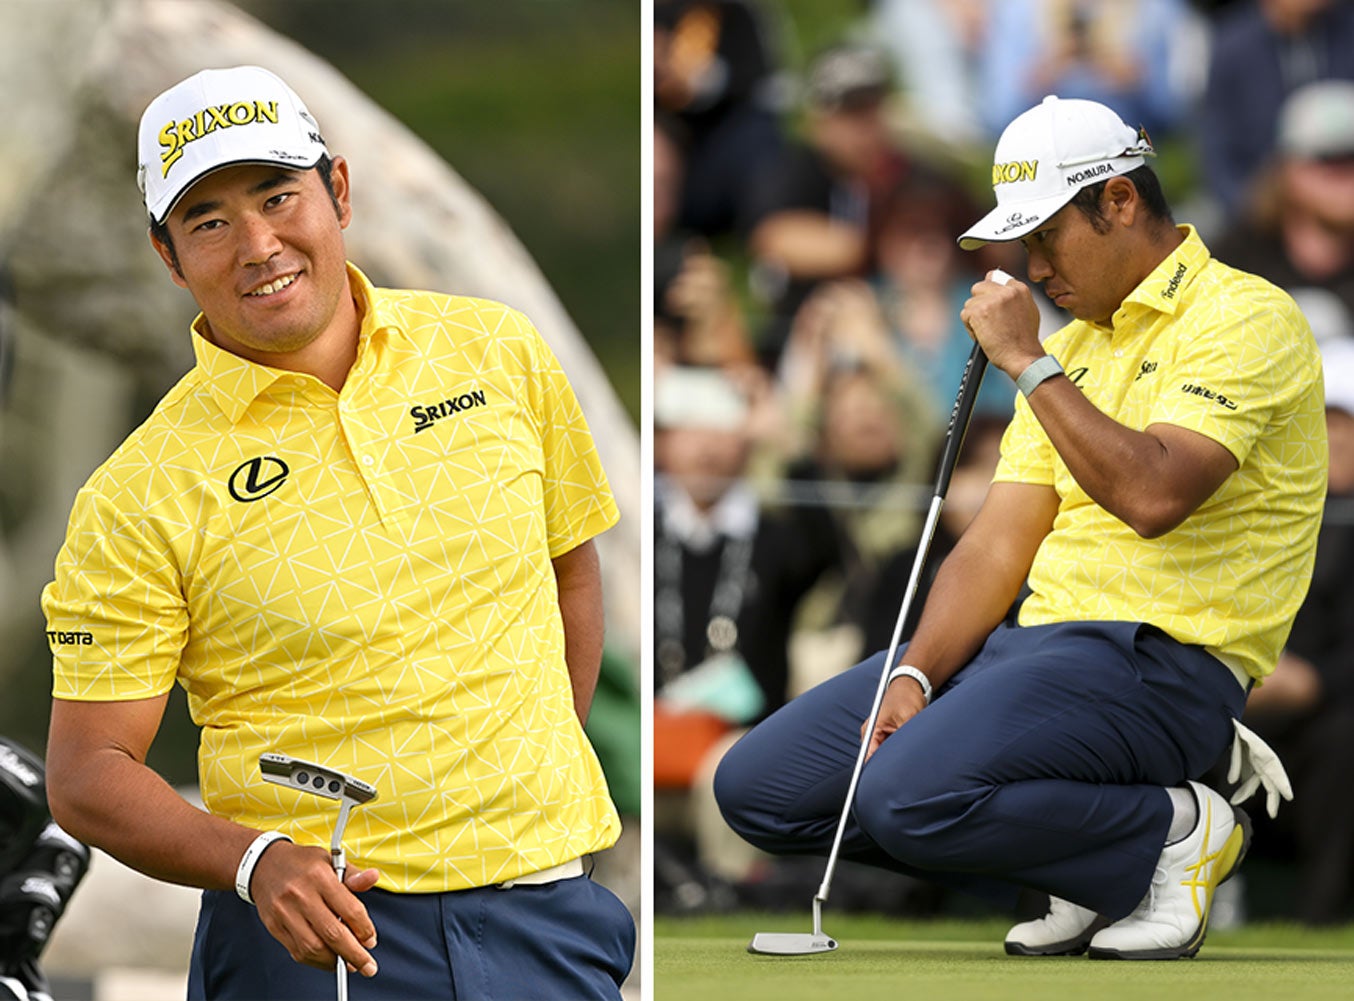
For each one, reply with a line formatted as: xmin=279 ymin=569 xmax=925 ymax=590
xmin=228 ymin=456 xmax=290 ymax=502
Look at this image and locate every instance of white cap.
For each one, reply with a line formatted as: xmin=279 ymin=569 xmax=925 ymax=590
xmin=1322 ymin=337 xmax=1354 ymax=416
xmin=654 ymin=367 xmax=749 ymax=431
xmin=137 ymin=66 xmax=329 ymax=224
xmin=1277 ymin=79 xmax=1354 ymax=160
xmin=959 ymin=95 xmax=1154 ymax=250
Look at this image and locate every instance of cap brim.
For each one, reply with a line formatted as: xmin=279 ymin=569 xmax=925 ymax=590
xmin=957 ymin=190 xmax=1077 ymax=250
xmin=150 ymin=153 xmax=326 ymax=224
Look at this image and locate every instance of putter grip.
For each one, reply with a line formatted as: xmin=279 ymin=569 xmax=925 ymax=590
xmin=934 ymin=342 xmax=989 ymax=498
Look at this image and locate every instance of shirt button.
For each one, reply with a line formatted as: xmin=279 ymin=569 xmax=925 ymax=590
xmin=1114 ymin=350 xmax=1124 ymax=358
xmin=361 ymin=455 xmax=374 ymax=467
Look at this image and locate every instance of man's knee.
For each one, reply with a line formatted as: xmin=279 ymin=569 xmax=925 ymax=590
xmin=854 ymin=763 xmax=976 ymax=869
xmin=712 ymin=735 xmax=761 ymax=841
xmin=711 ymin=734 xmax=821 ymax=854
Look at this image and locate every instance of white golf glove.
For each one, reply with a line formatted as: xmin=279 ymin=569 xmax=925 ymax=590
xmin=1227 ymin=718 xmax=1293 ymax=819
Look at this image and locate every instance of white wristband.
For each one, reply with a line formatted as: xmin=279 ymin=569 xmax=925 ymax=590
xmin=235 ymin=831 xmax=292 ymax=904
xmin=1016 ymin=355 xmax=1064 ymax=397
xmin=886 ymin=663 xmax=932 ymax=705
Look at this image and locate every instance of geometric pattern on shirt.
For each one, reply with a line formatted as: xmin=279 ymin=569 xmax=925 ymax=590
xmin=994 ymin=227 xmax=1328 ymax=680
xmin=42 ymin=266 xmax=622 ymax=891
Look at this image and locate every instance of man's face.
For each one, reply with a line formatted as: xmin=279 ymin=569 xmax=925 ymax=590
xmin=153 ymin=160 xmax=353 ymax=358
xmin=812 ymin=98 xmax=891 ymax=179
xmin=1019 ymin=195 xmax=1133 ymax=326
xmin=655 ymin=425 xmax=750 ymax=509
xmin=1281 ymin=157 xmax=1354 ymax=279
xmin=819 ymin=370 xmax=901 ymax=475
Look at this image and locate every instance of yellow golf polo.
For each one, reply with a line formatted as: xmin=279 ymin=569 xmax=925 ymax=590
xmin=996 ymin=226 xmax=1327 ymax=682
xmin=43 ymin=266 xmax=621 ymax=892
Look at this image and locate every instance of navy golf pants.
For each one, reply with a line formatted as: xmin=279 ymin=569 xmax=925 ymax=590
xmin=187 ymin=874 xmax=635 ymax=1000
xmin=715 ymin=620 xmax=1247 ymax=919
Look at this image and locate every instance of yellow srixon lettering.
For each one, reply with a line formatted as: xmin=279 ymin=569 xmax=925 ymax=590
xmin=158 ymin=100 xmax=281 ymax=177
xmin=992 ymin=160 xmax=1038 ymax=185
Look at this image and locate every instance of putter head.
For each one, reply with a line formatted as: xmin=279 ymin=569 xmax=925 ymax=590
xmin=259 ymin=753 xmax=377 ymax=806
xmin=747 ymin=932 xmax=838 ymax=956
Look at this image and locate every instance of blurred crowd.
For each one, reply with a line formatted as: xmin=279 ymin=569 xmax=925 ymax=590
xmin=652 ymin=0 xmax=1354 ymax=925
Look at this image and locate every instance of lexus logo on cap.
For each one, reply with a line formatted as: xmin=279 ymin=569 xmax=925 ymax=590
xmin=229 ymin=456 xmax=290 ymax=502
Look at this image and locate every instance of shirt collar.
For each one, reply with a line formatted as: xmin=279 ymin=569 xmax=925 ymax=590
xmin=1117 ymin=224 xmax=1211 ymax=322
xmin=192 ymin=262 xmax=400 ymax=424
xmin=658 ymin=476 xmax=759 ymax=552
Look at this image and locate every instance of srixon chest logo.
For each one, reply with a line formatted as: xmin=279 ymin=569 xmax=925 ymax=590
xmin=410 ymin=389 xmax=489 ymax=434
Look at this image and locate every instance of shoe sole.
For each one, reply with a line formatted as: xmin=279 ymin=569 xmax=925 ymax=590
xmin=1004 ymin=914 xmax=1112 ymax=957
xmin=1087 ymin=805 xmax=1252 ymax=961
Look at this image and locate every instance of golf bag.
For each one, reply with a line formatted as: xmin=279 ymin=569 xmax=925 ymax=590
xmin=0 ymin=737 xmax=89 ymax=1001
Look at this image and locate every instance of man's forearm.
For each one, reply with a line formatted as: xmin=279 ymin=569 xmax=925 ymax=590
xmin=1022 ymin=376 xmax=1236 ymax=538
xmin=48 ymin=740 xmax=257 ymax=891
xmin=901 ymin=481 xmax=1058 ymax=689
xmin=552 ymin=539 xmax=606 ymax=723
xmin=46 ymin=694 xmax=258 ymax=890
xmin=750 ymin=213 xmax=867 ymax=279
xmin=901 ymin=535 xmax=1027 ymax=688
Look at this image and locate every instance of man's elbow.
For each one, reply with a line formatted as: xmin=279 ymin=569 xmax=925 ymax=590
xmin=1122 ymin=499 xmax=1193 ymax=540
xmin=45 ymin=765 xmax=95 ymax=846
xmin=45 ymin=743 xmax=120 ymax=848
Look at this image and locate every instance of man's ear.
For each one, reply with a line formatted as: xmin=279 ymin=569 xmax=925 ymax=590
xmin=1103 ymin=175 xmax=1138 ymax=227
xmin=329 ymin=155 xmax=354 ymax=229
xmin=148 ymin=227 xmax=188 ymax=288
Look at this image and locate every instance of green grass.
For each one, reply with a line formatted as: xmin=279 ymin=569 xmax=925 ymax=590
xmin=654 ymin=915 xmax=1354 ymax=1001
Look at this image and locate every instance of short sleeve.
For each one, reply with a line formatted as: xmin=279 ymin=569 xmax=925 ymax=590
xmin=521 ymin=320 xmax=621 ymax=557
xmin=993 ymin=390 xmax=1056 ymax=487
xmin=42 ymin=486 xmax=187 ymax=701
xmin=1151 ymin=298 xmax=1315 ymax=467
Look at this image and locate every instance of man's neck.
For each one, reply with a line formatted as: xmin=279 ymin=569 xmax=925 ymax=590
xmin=202 ymin=277 xmax=363 ymax=392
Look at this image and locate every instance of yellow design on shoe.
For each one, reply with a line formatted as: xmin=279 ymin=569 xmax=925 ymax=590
xmin=1087 ymin=782 xmax=1252 ymax=961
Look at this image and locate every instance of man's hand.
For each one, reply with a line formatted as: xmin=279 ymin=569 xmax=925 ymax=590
xmin=862 ymin=676 xmax=929 ymax=762
xmin=958 ymin=271 xmax=1045 ymax=381
xmin=250 ymin=840 xmax=381 ymax=977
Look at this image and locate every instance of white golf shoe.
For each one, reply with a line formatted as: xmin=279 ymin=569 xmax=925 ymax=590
xmin=1005 ymin=896 xmax=1108 ymax=956
xmin=1088 ymin=781 xmax=1251 ymax=960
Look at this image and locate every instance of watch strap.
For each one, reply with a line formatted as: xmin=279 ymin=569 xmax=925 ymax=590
xmin=1016 ymin=354 xmax=1064 ymax=397
xmin=886 ymin=663 xmax=932 ymax=705
xmin=235 ymin=831 xmax=292 ymax=904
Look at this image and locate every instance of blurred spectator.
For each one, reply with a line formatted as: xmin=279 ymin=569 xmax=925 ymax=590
xmin=978 ymin=0 xmax=1191 ymax=141
xmin=655 ymin=114 xmax=756 ymax=368
xmin=1238 ymin=336 xmax=1354 ymax=923
xmin=654 ymin=366 xmax=836 ymax=723
xmin=741 ymin=43 xmax=909 ymax=370
xmin=871 ymin=171 xmax=1018 ymax=424
xmin=775 ymin=324 xmax=941 ymax=685
xmin=1212 ymin=79 xmax=1354 ymax=341
xmin=653 ymin=366 xmax=836 ymax=911
xmin=763 ymin=164 xmax=1022 ymax=681
xmin=861 ymin=413 xmax=1010 ymax=655
xmin=871 ymin=0 xmax=992 ymax=150
xmin=1201 ymin=0 xmax=1354 ymax=214
xmin=655 ymin=0 xmax=786 ymax=238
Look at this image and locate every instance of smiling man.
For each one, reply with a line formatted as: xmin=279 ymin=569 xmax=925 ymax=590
xmin=715 ymin=96 xmax=1327 ymax=961
xmin=39 ymin=66 xmax=633 ymax=999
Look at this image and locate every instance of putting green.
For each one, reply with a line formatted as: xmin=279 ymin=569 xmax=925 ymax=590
xmin=654 ymin=916 xmax=1354 ymax=1001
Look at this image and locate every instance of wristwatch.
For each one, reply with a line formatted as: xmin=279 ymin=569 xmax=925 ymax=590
xmin=1016 ymin=355 xmax=1064 ymax=397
